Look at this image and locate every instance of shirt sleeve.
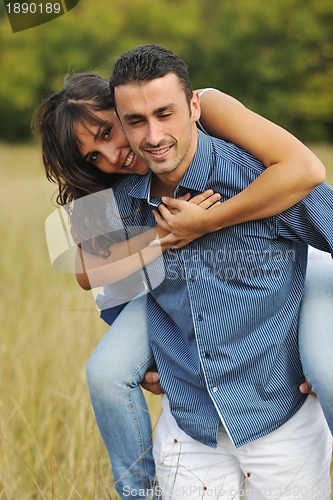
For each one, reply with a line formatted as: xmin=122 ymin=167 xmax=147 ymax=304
xmin=276 ymin=181 xmax=333 ymax=257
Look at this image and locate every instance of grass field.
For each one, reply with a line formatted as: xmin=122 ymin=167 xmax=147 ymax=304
xmin=1 ymin=143 xmax=332 ymax=499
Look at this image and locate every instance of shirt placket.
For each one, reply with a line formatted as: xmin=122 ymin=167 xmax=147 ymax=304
xmin=181 ymin=243 xmax=234 ymax=442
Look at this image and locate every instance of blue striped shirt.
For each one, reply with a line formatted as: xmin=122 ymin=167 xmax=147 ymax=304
xmin=108 ymin=130 xmax=333 ymax=448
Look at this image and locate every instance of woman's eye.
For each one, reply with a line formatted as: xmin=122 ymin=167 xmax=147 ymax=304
xmin=103 ymin=127 xmax=112 ymax=140
xmin=91 ymin=151 xmax=99 ymax=162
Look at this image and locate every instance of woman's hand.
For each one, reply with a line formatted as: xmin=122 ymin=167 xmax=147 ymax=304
xmin=76 ymin=190 xmax=221 ymax=289
xmin=152 ymin=189 xmax=221 ymax=249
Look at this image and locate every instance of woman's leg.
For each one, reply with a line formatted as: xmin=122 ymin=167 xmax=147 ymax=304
xmin=86 ymin=295 xmax=157 ymax=498
xmin=298 ymin=257 xmax=333 ymax=432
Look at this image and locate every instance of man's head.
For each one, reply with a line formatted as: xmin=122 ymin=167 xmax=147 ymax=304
xmin=109 ymin=44 xmax=201 ymax=182
xmin=110 ymin=44 xmax=193 ymax=110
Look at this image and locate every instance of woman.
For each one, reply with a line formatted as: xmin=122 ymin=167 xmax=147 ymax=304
xmin=36 ymin=73 xmax=331 ymax=499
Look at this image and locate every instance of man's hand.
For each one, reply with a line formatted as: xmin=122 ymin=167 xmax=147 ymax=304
xmin=142 ymin=372 xmax=319 ymax=399
xmin=140 ymin=369 xmax=163 ymax=395
xmin=299 ymin=379 xmax=317 ymax=397
xmin=142 ymin=374 xmax=318 ymax=398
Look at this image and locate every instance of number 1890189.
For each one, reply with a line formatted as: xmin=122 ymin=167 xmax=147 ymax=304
xmin=6 ymin=3 xmax=62 ymax=14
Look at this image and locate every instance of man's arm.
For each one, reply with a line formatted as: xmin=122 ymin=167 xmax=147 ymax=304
xmin=276 ymin=181 xmax=333 ymax=255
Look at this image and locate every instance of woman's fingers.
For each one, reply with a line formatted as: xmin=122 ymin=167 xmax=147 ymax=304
xmin=162 ymin=190 xmax=221 ymax=212
xmin=187 ymin=189 xmax=214 ymax=205
xmin=188 ymin=190 xmax=221 ymax=208
xmin=152 ymin=208 xmax=170 ymax=229
xmin=177 ymin=192 xmax=191 ymax=202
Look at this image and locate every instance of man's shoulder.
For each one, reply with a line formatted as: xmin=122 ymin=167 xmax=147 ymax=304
xmin=198 ymin=129 xmax=263 ymax=166
xmin=208 ymin=134 xmax=265 ymax=173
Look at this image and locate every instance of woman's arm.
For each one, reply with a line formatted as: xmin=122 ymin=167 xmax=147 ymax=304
xmin=75 ymin=227 xmax=168 ymax=290
xmin=75 ymin=190 xmax=221 ymax=289
xmin=76 ymin=90 xmax=326 ymax=287
xmin=153 ymin=89 xmax=326 ymax=244
xmin=199 ymin=88 xmax=325 ymax=179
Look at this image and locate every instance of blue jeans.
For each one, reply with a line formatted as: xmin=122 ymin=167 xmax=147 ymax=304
xmin=86 ymin=295 xmax=156 ymax=499
xmin=299 ymin=256 xmax=333 ymax=433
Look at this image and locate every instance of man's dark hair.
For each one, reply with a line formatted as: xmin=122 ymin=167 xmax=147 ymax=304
xmin=110 ymin=44 xmax=193 ymax=109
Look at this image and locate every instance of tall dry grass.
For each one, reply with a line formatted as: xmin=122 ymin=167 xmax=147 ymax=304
xmin=0 ymin=143 xmax=143 ymax=498
xmin=0 ymin=143 xmax=332 ymax=499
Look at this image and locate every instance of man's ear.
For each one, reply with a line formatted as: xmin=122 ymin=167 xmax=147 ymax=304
xmin=191 ymin=91 xmax=201 ymax=122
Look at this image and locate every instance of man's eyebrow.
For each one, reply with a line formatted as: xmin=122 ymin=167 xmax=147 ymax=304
xmin=154 ymin=104 xmax=175 ymax=114
xmin=123 ymin=113 xmax=144 ymax=122
xmin=123 ymin=104 xmax=176 ymax=121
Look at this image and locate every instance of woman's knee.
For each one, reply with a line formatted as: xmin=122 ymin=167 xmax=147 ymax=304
xmin=86 ymin=343 xmax=154 ymax=399
xmin=86 ymin=356 xmax=105 ymax=397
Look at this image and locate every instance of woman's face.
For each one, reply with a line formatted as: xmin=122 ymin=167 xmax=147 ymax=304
xmin=75 ymin=108 xmax=149 ymax=175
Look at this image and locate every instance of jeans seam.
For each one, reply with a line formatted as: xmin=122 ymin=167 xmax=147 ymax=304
xmin=125 ymin=351 xmax=156 ymax=489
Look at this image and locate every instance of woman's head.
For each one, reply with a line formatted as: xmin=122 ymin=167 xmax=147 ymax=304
xmin=36 ymin=72 xmax=148 ymax=205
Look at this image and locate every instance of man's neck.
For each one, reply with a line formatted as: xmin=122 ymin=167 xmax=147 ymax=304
xmin=150 ymin=173 xmax=180 ymax=198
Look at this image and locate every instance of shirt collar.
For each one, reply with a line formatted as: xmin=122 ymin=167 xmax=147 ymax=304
xmin=177 ymin=130 xmax=212 ymax=193
xmin=127 ymin=172 xmax=151 ymax=200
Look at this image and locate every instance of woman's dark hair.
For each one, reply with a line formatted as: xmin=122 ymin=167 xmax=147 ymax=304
xmin=35 ymin=72 xmax=121 ymax=206
xmin=35 ymin=73 xmax=126 ymax=256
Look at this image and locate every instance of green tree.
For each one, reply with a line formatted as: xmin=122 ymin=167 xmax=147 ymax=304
xmin=1 ymin=0 xmax=332 ymax=142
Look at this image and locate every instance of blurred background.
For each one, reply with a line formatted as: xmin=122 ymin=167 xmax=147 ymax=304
xmin=0 ymin=0 xmax=332 ymax=498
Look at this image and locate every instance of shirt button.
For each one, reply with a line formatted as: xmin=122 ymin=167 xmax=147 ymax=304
xmin=189 ymin=274 xmax=195 ymax=282
xmin=204 ymin=352 xmax=211 ymax=359
xmin=212 ymin=387 xmax=218 ymax=393
xmin=197 ymin=314 xmax=203 ymax=321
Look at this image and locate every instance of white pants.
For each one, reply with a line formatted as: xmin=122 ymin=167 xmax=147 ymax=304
xmin=153 ymin=395 xmax=332 ymax=500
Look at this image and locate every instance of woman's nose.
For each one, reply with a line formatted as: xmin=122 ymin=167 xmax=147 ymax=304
xmin=102 ymin=144 xmax=120 ymax=165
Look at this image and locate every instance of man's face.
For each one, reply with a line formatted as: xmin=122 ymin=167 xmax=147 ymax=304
xmin=114 ymin=73 xmax=201 ymax=179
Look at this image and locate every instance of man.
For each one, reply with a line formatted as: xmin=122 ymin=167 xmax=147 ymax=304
xmin=109 ymin=44 xmax=332 ymax=498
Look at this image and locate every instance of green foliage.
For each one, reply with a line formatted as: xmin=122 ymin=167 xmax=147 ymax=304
xmin=1 ymin=0 xmax=333 ymax=142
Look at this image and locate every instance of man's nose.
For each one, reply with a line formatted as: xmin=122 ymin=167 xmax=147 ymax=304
xmin=146 ymin=122 xmax=163 ymax=146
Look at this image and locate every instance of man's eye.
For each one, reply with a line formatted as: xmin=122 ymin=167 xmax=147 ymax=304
xmin=128 ymin=119 xmax=143 ymax=126
xmin=159 ymin=113 xmax=172 ymax=119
